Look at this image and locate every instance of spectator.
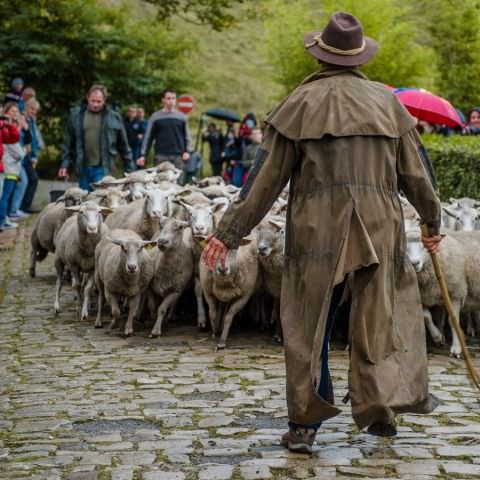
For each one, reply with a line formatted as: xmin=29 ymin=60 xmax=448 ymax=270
xmin=136 ymin=107 xmax=148 ymax=168
xmin=0 ymin=103 xmax=23 ymax=231
xmin=58 ymin=84 xmax=133 ymax=191
xmin=202 ymin=123 xmax=224 ymax=176
xmin=240 ymin=127 xmax=263 ymax=184
xmin=222 ymin=125 xmax=244 ymax=187
xmin=239 ymin=112 xmax=257 ymax=141
xmin=124 ymin=105 xmax=142 ymax=167
xmin=19 ymin=87 xmax=36 ymax=114
xmin=464 ymin=107 xmax=480 ymax=135
xmin=8 ymin=111 xmax=30 ymax=219
xmin=19 ymin=98 xmax=42 ymax=214
xmin=137 ymin=88 xmax=192 ymax=170
xmin=4 ymin=78 xmax=24 ymax=105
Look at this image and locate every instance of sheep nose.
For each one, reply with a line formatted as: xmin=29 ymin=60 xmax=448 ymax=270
xmin=87 ymin=225 xmax=98 ymax=234
xmin=258 ymin=245 xmax=269 ymax=256
xmin=151 ymin=209 xmax=162 ymax=218
xmin=127 ymin=264 xmax=138 ymax=273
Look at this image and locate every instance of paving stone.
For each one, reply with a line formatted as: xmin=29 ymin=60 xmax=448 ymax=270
xmin=437 ymin=445 xmax=480 ymax=457
xmin=118 ymin=451 xmax=156 ymax=466
xmin=199 ymin=416 xmax=234 ymax=428
xmin=395 ymin=461 xmax=441 ymax=476
xmin=110 ymin=468 xmax=135 ymax=480
xmin=442 ymin=462 xmax=480 ymax=475
xmin=240 ymin=465 xmax=272 ymax=479
xmin=143 ymin=472 xmax=186 ymax=480
xmin=198 ymin=465 xmax=234 ymax=480
xmin=67 ymin=473 xmax=98 ymax=480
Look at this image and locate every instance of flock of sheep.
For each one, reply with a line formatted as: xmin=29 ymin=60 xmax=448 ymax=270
xmin=29 ymin=164 xmax=286 ymax=349
xmin=28 ymin=162 xmax=480 ymax=354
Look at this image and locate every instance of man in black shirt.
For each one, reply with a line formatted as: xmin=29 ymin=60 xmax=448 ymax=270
xmin=137 ymin=89 xmax=192 ymax=169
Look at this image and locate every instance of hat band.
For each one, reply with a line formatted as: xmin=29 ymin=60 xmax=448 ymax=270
xmin=306 ymin=33 xmax=366 ymax=56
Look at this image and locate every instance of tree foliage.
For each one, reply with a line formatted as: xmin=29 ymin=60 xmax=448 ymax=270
xmin=419 ymin=0 xmax=480 ymax=113
xmin=0 ymin=0 xmax=195 ymax=146
xmin=264 ymin=0 xmax=435 ymax=95
xmin=144 ymin=0 xmax=244 ymax=31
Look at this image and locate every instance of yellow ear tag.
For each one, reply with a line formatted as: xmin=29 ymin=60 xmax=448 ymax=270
xmin=146 ymin=244 xmax=153 ymax=251
xmin=199 ymin=239 xmax=207 ymax=249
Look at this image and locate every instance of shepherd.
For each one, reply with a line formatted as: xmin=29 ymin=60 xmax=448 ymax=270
xmin=202 ymin=12 xmax=443 ymax=454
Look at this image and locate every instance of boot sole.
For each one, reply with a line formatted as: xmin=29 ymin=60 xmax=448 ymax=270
xmin=287 ymin=442 xmax=313 ymax=454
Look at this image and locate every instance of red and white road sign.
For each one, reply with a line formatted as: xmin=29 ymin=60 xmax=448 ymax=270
xmin=177 ymin=94 xmax=195 ymax=115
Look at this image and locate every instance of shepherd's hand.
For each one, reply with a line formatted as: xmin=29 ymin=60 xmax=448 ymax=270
xmin=202 ymin=235 xmax=228 ymax=272
xmin=422 ymin=234 xmax=442 ymax=255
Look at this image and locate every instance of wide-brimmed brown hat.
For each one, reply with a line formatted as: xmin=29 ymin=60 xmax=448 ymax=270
xmin=304 ymin=12 xmax=378 ymax=66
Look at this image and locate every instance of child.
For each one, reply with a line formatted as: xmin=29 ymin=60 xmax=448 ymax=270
xmin=0 ymin=103 xmax=24 ymax=231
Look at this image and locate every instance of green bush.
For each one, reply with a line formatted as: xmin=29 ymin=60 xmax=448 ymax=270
xmin=423 ymin=134 xmax=480 ymax=201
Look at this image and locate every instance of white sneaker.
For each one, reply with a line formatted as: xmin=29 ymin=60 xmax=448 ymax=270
xmin=3 ymin=220 xmax=18 ymax=229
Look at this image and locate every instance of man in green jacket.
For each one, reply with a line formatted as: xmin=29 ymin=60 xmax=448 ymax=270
xmin=58 ymin=84 xmax=132 ymax=191
xmin=203 ymin=12 xmax=443 ymax=454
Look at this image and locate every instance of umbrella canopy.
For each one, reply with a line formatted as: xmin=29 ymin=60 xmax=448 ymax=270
xmin=394 ymin=89 xmax=463 ymax=128
xmin=204 ymin=108 xmax=241 ymax=123
xmin=383 ymin=84 xmax=396 ymax=91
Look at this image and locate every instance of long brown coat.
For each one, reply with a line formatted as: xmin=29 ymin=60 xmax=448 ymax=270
xmin=215 ymin=67 xmax=441 ymax=429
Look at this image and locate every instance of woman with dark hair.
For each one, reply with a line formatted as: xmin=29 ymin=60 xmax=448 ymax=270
xmin=465 ymin=107 xmax=480 ymax=134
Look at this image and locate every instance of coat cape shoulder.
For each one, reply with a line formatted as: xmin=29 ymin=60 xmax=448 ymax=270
xmin=266 ymin=68 xmax=416 ymax=140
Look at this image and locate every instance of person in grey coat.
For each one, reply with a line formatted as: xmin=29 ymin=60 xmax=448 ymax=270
xmin=58 ymin=84 xmax=133 ymax=191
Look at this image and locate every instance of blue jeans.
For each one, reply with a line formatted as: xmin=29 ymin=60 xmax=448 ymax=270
xmin=79 ymin=165 xmax=105 ymax=192
xmin=0 ymin=178 xmax=18 ymax=226
xmin=9 ymin=164 xmax=28 ymax=214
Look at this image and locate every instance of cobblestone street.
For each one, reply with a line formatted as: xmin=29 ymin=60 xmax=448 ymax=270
xmin=1 ymin=220 xmax=480 ymax=480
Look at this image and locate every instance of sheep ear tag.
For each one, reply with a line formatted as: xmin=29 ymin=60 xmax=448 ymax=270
xmin=145 ymin=244 xmax=153 ymax=251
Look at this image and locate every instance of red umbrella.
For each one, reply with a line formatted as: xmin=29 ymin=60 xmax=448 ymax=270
xmin=394 ymin=89 xmax=463 ymax=128
xmin=383 ymin=84 xmax=396 ymax=91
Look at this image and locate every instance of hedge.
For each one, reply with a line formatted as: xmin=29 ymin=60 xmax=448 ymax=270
xmin=423 ymin=134 xmax=480 ymax=201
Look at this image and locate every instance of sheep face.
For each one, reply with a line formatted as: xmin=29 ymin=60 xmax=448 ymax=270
xmin=128 ymin=182 xmax=146 ymax=201
xmin=144 ymin=189 xmax=172 ymax=219
xmin=155 ymin=217 xmax=188 ymax=251
xmin=215 ymin=239 xmax=253 ymax=276
xmin=459 ymin=206 xmax=480 ymax=231
xmin=257 ymin=220 xmax=285 ymax=257
xmin=183 ymin=204 xmax=214 ymax=239
xmin=66 ymin=202 xmax=108 ymax=236
xmin=100 ymin=190 xmax=129 ymax=209
xmin=111 ymin=238 xmax=156 ymax=274
xmin=406 ymin=234 xmax=428 ymax=272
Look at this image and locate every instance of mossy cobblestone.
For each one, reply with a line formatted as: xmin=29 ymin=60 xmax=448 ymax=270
xmin=1 ymin=220 xmax=480 ymax=479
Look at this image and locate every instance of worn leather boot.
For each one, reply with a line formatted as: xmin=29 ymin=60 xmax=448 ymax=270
xmin=280 ymin=427 xmax=317 ymax=454
xmin=367 ymin=421 xmax=397 ymax=437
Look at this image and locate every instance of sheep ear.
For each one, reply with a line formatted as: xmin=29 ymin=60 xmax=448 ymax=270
xmin=443 ymin=206 xmax=461 ymax=219
xmin=55 ymin=195 xmax=66 ymax=203
xmin=110 ymin=237 xmax=124 ymax=247
xmin=213 ymin=201 xmax=228 ymax=212
xmin=100 ymin=207 xmax=113 ymax=216
xmin=65 ymin=206 xmax=81 ymax=212
xmin=142 ymin=240 xmax=157 ymax=251
xmin=175 ymin=220 xmax=189 ymax=229
xmin=268 ymin=219 xmax=284 ymax=232
xmin=239 ymin=238 xmax=252 ymax=246
xmin=177 ymin=189 xmax=193 ymax=197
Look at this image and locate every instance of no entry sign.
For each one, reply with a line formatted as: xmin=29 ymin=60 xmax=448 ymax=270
xmin=177 ymin=94 xmax=195 ymax=115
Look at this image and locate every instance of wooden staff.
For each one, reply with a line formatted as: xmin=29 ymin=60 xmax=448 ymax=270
xmin=421 ymin=224 xmax=480 ymax=390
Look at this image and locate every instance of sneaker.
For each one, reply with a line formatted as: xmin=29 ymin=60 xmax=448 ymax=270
xmin=280 ymin=427 xmax=317 ymax=454
xmin=9 ymin=210 xmax=29 ymax=219
xmin=367 ymin=421 xmax=397 ymax=437
xmin=0 ymin=220 xmax=18 ymax=231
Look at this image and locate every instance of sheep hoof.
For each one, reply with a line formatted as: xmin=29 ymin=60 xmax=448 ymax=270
xmin=217 ymin=342 xmax=226 ymax=350
xmin=29 ymin=268 xmax=35 ymax=278
xmin=54 ymin=304 xmax=60 ymax=315
xmin=198 ymin=321 xmax=206 ymax=329
xmin=449 ymin=351 xmax=462 ymax=359
xmin=94 ymin=321 xmax=103 ymax=329
xmin=149 ymin=331 xmax=161 ymax=338
xmin=124 ymin=330 xmax=133 ymax=337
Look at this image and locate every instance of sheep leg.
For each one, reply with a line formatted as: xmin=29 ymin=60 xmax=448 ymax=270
xmin=203 ymin=291 xmax=218 ymax=337
xmin=424 ymin=308 xmax=443 ymax=345
xmin=124 ymin=294 xmax=141 ymax=337
xmin=449 ymin=301 xmax=463 ymax=358
xmin=465 ymin=313 xmax=475 ymax=337
xmin=195 ymin=276 xmax=207 ymax=329
xmin=94 ymin=282 xmax=104 ymax=328
xmin=272 ymin=299 xmax=282 ymax=344
xmin=108 ymin=293 xmax=121 ymax=329
xmin=217 ymin=296 xmax=250 ymax=349
xmin=81 ymin=274 xmax=94 ymax=321
xmin=150 ymin=292 xmax=181 ymax=338
xmin=70 ymin=266 xmax=82 ymax=317
xmin=54 ymin=259 xmax=64 ymax=314
xmin=473 ymin=312 xmax=480 ymax=337
xmin=29 ymin=244 xmax=37 ymax=278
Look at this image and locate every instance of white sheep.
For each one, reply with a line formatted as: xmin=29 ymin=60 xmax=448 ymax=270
xmin=29 ymin=187 xmax=88 ymax=277
xmin=94 ymin=229 xmax=155 ymax=336
xmin=406 ymin=229 xmax=480 ymax=357
xmin=200 ymin=233 xmax=260 ymax=349
xmin=53 ymin=201 xmax=110 ymax=319
xmin=148 ymin=217 xmax=194 ymax=337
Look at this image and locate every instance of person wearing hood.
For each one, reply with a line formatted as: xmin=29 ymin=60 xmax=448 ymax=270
xmin=4 ymin=78 xmax=24 ymax=107
xmin=202 ymin=12 xmax=442 ymax=453
xmin=58 ymin=84 xmax=133 ymax=191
